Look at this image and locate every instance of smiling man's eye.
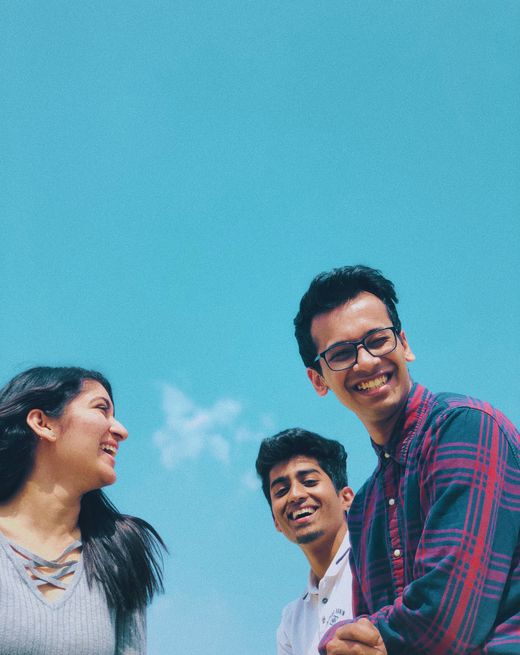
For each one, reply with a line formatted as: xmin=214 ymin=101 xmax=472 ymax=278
xmin=273 ymin=487 xmax=288 ymax=498
xmin=366 ymin=335 xmax=390 ymax=349
xmin=328 ymin=345 xmax=356 ymax=363
xmin=303 ymin=479 xmax=318 ymax=486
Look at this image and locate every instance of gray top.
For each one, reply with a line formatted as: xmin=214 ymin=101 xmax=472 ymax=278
xmin=0 ymin=531 xmax=145 ymax=655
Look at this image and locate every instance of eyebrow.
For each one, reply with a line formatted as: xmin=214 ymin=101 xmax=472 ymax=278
xmin=326 ymin=326 xmax=389 ymax=350
xmin=91 ymin=395 xmax=114 ymax=410
xmin=270 ymin=468 xmax=321 ymax=489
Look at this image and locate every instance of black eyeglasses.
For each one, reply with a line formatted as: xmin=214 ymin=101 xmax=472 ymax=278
xmin=314 ymin=327 xmax=399 ymax=371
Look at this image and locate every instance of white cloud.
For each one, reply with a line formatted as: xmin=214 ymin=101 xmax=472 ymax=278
xmin=240 ymin=470 xmax=261 ymax=491
xmin=208 ymin=434 xmax=231 ymax=463
xmin=234 ymin=414 xmax=276 ymax=443
xmin=153 ymin=383 xmax=270 ymax=470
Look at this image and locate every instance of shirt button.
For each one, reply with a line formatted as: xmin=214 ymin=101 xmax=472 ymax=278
xmin=393 ymin=549 xmax=401 ymax=558
xmin=322 ymin=598 xmax=328 ymax=604
xmin=384 ymin=452 xmax=390 ymax=459
xmin=388 ymin=498 xmax=395 ymax=506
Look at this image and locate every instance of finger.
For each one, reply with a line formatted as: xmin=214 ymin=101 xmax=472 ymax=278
xmin=326 ymin=637 xmax=381 ymax=655
xmin=335 ymin=618 xmax=380 ymax=646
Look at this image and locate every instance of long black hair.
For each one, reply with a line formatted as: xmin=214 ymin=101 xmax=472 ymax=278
xmin=0 ymin=366 xmax=165 ymax=611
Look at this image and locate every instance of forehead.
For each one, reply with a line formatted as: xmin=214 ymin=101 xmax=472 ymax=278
xmin=70 ymin=379 xmax=112 ymax=404
xmin=311 ymin=292 xmax=392 ymax=352
xmin=269 ymin=455 xmax=326 ymax=484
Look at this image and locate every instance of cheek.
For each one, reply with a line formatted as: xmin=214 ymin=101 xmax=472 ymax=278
xmin=67 ymin=417 xmax=106 ymax=446
xmin=325 ymin=372 xmax=348 ymax=392
xmin=85 ymin=415 xmax=108 ymax=432
xmin=272 ymin=510 xmax=283 ymax=531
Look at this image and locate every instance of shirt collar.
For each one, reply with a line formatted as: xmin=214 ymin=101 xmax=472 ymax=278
xmin=371 ymin=382 xmax=432 ymax=465
xmin=305 ymin=531 xmax=351 ymax=598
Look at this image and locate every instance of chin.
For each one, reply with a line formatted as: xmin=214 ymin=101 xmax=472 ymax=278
xmin=92 ymin=474 xmax=117 ymax=491
xmin=296 ymin=529 xmax=325 ymax=545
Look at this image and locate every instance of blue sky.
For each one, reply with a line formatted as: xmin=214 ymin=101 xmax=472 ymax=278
xmin=1 ymin=2 xmax=519 ymax=653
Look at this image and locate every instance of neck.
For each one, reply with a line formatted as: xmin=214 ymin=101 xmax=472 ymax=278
xmin=366 ymin=412 xmax=401 ymax=446
xmin=0 ymin=478 xmax=81 ymax=556
xmin=302 ymin=523 xmax=347 ymax=582
xmin=364 ymin=381 xmax=412 ymax=446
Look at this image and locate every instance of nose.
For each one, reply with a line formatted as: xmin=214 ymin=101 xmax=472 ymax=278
xmin=288 ymin=480 xmax=307 ymax=502
xmin=110 ymin=418 xmax=128 ymax=442
xmin=353 ymin=343 xmax=381 ymax=371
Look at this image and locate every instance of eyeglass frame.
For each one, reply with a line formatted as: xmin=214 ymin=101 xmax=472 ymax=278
xmin=313 ymin=326 xmax=400 ymax=372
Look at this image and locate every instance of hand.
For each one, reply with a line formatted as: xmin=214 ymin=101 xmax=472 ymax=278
xmin=326 ymin=618 xmax=387 ymax=655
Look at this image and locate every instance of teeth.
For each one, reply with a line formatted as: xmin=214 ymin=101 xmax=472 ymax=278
xmin=356 ymin=375 xmax=388 ymax=391
xmin=101 ymin=444 xmax=116 ymax=455
xmin=292 ymin=507 xmax=316 ymax=520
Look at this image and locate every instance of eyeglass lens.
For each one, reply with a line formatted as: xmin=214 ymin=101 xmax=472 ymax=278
xmin=325 ymin=328 xmax=396 ymax=370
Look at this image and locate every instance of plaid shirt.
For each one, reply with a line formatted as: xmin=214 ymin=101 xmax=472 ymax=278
xmin=319 ymin=383 xmax=520 ymax=655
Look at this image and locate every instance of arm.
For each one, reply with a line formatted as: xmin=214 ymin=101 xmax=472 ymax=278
xmin=322 ymin=408 xmax=519 ymax=654
xmin=276 ymin=623 xmax=294 ymax=655
xmin=276 ymin=604 xmax=294 ymax=655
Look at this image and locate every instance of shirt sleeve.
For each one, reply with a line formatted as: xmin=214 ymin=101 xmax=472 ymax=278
xmin=116 ymin=607 xmax=146 ymax=655
xmin=321 ymin=407 xmax=519 ymax=655
xmin=276 ymin=603 xmax=294 ymax=655
xmin=349 ymin=548 xmax=369 ymax=616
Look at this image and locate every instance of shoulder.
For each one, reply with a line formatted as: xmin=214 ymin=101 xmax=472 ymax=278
xmin=417 ymin=389 xmax=517 ymax=443
xmin=280 ymin=593 xmax=305 ymax=624
xmin=422 ymin=388 xmax=511 ymax=425
xmin=411 ymin=390 xmax=520 ymax=471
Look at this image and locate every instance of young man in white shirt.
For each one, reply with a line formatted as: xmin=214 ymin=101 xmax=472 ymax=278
xmin=255 ymin=428 xmax=354 ymax=655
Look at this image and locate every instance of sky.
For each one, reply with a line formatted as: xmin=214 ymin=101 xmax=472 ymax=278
xmin=1 ymin=2 xmax=519 ymax=653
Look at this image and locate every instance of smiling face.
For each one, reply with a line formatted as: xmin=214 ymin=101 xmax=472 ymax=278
xmin=45 ymin=379 xmax=128 ymax=493
xmin=269 ymin=455 xmax=353 ymax=551
xmin=307 ymin=292 xmax=415 ymax=444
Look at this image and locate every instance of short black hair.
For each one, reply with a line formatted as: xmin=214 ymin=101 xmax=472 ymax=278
xmin=255 ymin=428 xmax=348 ymax=506
xmin=294 ymin=264 xmax=401 ymax=369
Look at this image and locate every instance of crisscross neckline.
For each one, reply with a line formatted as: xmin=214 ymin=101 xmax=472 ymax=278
xmin=9 ymin=539 xmax=82 ymax=590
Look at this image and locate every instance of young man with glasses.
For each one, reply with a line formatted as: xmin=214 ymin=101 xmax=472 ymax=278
xmin=294 ymin=265 xmax=520 ymax=655
xmin=256 ymin=428 xmax=354 ymax=655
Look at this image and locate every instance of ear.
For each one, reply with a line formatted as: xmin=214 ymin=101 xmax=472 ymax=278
xmin=307 ymin=367 xmax=329 ymax=397
xmin=26 ymin=409 xmax=56 ymax=443
xmin=339 ymin=486 xmax=354 ymax=511
xmin=399 ymin=330 xmax=415 ymax=363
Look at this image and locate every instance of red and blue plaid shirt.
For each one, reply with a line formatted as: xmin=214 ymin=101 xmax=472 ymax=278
xmin=319 ymin=382 xmax=520 ymax=655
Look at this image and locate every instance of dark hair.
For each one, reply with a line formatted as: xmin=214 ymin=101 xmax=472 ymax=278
xmin=294 ymin=264 xmax=401 ymax=369
xmin=0 ymin=366 xmax=165 ymax=612
xmin=255 ymin=427 xmax=348 ymax=506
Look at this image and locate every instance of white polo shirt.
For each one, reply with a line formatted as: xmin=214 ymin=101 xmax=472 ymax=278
xmin=276 ymin=532 xmax=353 ymax=655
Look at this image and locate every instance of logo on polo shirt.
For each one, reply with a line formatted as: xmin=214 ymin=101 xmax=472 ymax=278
xmin=327 ymin=608 xmax=346 ymax=627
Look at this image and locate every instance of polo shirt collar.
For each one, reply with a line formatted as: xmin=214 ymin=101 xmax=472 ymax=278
xmin=304 ymin=531 xmax=351 ymax=600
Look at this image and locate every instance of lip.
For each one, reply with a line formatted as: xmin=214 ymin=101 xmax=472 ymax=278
xmin=99 ymin=440 xmax=119 ymax=464
xmin=350 ymin=370 xmax=393 ymax=395
xmin=287 ymin=504 xmax=319 ymax=525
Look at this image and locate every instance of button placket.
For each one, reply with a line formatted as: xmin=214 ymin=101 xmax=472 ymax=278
xmin=383 ymin=456 xmax=404 ymax=593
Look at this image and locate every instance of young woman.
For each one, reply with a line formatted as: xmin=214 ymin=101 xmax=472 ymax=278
xmin=0 ymin=366 xmax=165 ymax=655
